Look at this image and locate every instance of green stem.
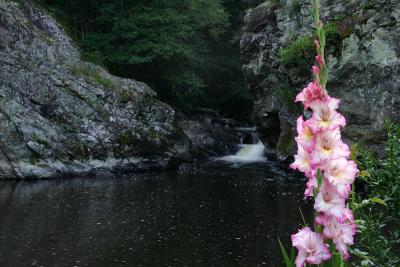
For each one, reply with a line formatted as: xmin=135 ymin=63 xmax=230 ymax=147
xmin=312 ymin=0 xmax=328 ymax=93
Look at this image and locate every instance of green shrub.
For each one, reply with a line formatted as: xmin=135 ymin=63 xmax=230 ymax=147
xmin=216 ymin=82 xmax=254 ymax=119
xmin=81 ymin=51 xmax=106 ymax=67
xmin=351 ymin=122 xmax=400 ymax=266
xmin=279 ymin=35 xmax=314 ymax=68
xmin=324 ymin=23 xmax=342 ymax=47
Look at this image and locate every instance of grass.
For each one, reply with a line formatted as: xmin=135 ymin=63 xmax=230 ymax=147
xmin=70 ymin=63 xmax=117 ymax=91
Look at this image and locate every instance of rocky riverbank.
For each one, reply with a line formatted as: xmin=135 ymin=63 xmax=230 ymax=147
xmin=241 ymin=0 xmax=400 ymax=161
xmin=0 ymin=1 xmax=242 ymax=178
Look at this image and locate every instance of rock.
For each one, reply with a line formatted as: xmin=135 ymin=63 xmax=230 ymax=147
xmin=0 ymin=0 xmax=191 ymax=178
xmin=181 ymin=112 xmax=242 ymax=159
xmin=241 ymin=0 xmax=400 ymax=161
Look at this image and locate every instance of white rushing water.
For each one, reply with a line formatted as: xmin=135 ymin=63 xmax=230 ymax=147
xmin=217 ymin=141 xmax=267 ymax=163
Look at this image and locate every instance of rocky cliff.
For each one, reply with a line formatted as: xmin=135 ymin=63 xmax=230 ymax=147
xmin=0 ymin=0 xmax=193 ymax=178
xmin=241 ymin=0 xmax=400 ymax=161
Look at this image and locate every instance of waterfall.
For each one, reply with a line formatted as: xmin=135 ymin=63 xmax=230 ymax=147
xmin=217 ymin=127 xmax=266 ymax=163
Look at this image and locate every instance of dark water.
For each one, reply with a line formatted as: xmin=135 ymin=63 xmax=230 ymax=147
xmin=0 ymin=161 xmax=312 ymax=267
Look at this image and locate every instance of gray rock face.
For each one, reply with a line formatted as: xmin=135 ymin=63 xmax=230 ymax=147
xmin=181 ymin=113 xmax=241 ymax=159
xmin=241 ymin=0 xmax=400 ymax=161
xmin=0 ymin=1 xmax=190 ymax=178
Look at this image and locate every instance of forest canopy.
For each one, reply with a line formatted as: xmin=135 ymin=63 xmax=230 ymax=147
xmin=38 ymin=0 xmax=264 ymax=118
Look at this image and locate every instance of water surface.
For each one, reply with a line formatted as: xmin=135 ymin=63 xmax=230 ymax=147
xmin=0 ymin=161 xmax=312 ymax=267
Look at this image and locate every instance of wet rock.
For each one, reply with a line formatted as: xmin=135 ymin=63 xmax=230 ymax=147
xmin=0 ymin=0 xmax=190 ymax=178
xmin=181 ymin=112 xmax=242 ymax=159
xmin=241 ymin=0 xmax=400 ymax=161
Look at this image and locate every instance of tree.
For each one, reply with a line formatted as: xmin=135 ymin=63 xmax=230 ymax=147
xmin=40 ymin=0 xmax=263 ymax=118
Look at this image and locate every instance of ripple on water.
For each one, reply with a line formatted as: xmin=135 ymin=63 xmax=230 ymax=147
xmin=0 ymin=160 xmax=312 ymax=267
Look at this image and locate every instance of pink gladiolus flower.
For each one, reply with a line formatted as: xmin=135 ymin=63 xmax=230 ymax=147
xmin=314 ymin=180 xmax=345 ymax=219
xmin=342 ymin=208 xmax=355 ymax=223
xmin=291 ymin=227 xmax=331 ymax=267
xmin=335 ymin=184 xmax=352 ymax=199
xmin=295 ymin=82 xmax=326 ymax=109
xmin=309 ymin=98 xmax=346 ymax=131
xmin=324 ymin=158 xmax=358 ymax=185
xmin=304 ymin=174 xmax=317 ymax=198
xmin=320 ymin=215 xmax=356 ymax=260
xmin=316 ymin=208 xmax=354 ymax=225
xmin=313 ymin=128 xmax=350 ymax=164
xmin=324 ymin=158 xmax=359 ymax=197
xmin=295 ymin=116 xmax=316 ymax=151
xmin=290 ymin=145 xmax=314 ymax=175
xmin=315 ymin=212 xmax=328 ymax=226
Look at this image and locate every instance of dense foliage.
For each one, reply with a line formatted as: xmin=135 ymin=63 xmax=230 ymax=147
xmin=351 ymin=122 xmax=400 ymax=267
xmin=38 ymin=0 xmax=264 ymax=118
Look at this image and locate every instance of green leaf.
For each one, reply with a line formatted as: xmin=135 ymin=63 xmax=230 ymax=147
xmin=290 ymin=247 xmax=296 ymax=264
xmin=278 ymin=238 xmax=294 ymax=267
xmin=299 ymin=207 xmax=307 ymax=226
xmin=370 ymin=197 xmax=387 ymax=206
xmin=358 ymin=170 xmax=370 ymax=178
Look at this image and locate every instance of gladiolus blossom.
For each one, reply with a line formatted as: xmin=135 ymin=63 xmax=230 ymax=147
xmin=291 ymin=227 xmax=331 ymax=267
xmin=295 ymin=82 xmax=326 ymax=109
xmin=290 ymin=1 xmax=359 ymax=263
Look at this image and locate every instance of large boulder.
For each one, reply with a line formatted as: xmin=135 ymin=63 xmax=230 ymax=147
xmin=241 ymin=0 xmax=400 ymax=161
xmin=0 ymin=0 xmax=190 ymax=178
xmin=181 ymin=110 xmax=242 ymax=159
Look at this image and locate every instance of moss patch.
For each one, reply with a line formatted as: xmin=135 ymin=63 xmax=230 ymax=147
xmin=35 ymin=138 xmax=50 ymax=148
xmin=279 ymin=35 xmax=314 ymax=69
xmin=118 ymin=132 xmax=137 ymax=146
xmin=36 ymin=32 xmax=53 ymax=45
xmin=279 ymin=17 xmax=357 ymax=70
xmin=29 ymin=154 xmax=39 ymax=165
xmin=323 ymin=18 xmax=357 ymax=56
xmin=119 ymin=90 xmax=133 ymax=104
xmin=70 ymin=64 xmax=117 ymax=91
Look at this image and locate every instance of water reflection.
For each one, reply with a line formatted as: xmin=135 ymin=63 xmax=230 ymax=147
xmin=0 ymin=161 xmax=312 ymax=266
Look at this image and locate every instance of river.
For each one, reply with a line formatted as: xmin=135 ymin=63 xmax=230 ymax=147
xmin=0 ymin=160 xmax=312 ymax=267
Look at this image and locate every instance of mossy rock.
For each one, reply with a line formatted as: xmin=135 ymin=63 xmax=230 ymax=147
xmin=119 ymin=90 xmax=131 ymax=104
xmin=29 ymin=154 xmax=39 ymax=165
xmin=118 ymin=132 xmax=138 ymax=146
xmin=279 ymin=19 xmax=357 ymax=71
xmin=276 ymin=121 xmax=295 ymax=162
